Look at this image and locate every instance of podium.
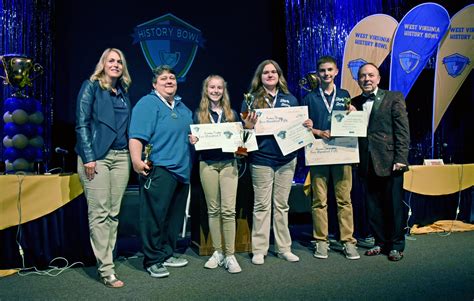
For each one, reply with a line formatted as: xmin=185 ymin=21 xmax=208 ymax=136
xmin=190 ymin=164 xmax=253 ymax=256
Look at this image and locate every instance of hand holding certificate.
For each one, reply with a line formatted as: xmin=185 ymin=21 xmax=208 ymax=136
xmin=274 ymin=120 xmax=315 ymax=156
xmin=330 ymin=111 xmax=368 ymax=137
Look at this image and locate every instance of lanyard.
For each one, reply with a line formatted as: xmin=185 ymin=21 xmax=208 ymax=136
xmin=209 ymin=109 xmax=223 ymax=124
xmin=154 ymin=90 xmax=174 ymax=110
xmin=318 ymin=86 xmax=336 ymax=114
xmin=264 ymin=93 xmax=277 ymax=108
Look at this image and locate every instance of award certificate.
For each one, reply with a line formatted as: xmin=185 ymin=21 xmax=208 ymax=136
xmin=190 ymin=122 xmax=242 ymax=151
xmin=254 ymin=106 xmax=308 ymax=136
xmin=305 ymin=137 xmax=359 ymax=166
xmin=330 ymin=111 xmax=368 ymax=137
xmin=274 ymin=120 xmax=315 ymax=156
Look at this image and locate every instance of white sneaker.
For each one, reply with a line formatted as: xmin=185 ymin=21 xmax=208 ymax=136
xmin=204 ymin=251 xmax=224 ymax=269
xmin=277 ymin=251 xmax=300 ymax=262
xmin=224 ymin=255 xmax=242 ymax=274
xmin=251 ymin=254 xmax=264 ymax=265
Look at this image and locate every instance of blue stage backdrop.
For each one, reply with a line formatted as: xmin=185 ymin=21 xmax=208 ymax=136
xmin=285 ymin=0 xmax=406 ymax=101
xmin=0 ymin=0 xmax=54 ymax=170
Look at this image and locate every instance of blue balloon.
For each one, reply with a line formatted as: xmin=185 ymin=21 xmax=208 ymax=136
xmin=4 ymin=147 xmax=22 ymax=161
xmin=22 ymin=123 xmax=37 ymax=137
xmin=4 ymin=122 xmax=22 ymax=137
xmin=4 ymin=97 xmax=22 ymax=112
xmin=22 ymin=145 xmax=37 ymax=160
xmin=23 ymin=98 xmax=38 ymax=114
xmin=36 ymin=125 xmax=44 ymax=136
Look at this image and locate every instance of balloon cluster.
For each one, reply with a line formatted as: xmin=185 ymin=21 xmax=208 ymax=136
xmin=3 ymin=97 xmax=44 ymax=172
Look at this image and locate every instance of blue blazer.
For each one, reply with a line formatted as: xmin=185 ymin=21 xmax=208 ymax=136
xmin=75 ymin=80 xmax=131 ymax=163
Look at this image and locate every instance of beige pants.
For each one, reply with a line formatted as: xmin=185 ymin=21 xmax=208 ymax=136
xmin=77 ymin=150 xmax=130 ymax=277
xmin=310 ymin=164 xmax=356 ymax=244
xmin=200 ymin=160 xmax=238 ymax=256
xmin=251 ymin=159 xmax=296 ymax=255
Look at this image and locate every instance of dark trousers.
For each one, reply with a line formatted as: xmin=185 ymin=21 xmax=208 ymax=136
xmin=363 ymin=159 xmax=406 ymax=252
xmin=139 ymin=166 xmax=189 ymax=268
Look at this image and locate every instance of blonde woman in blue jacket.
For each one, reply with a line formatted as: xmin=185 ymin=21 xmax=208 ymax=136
xmin=75 ymin=48 xmax=132 ymax=288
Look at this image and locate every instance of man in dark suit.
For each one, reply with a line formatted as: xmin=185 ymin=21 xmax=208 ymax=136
xmin=352 ymin=63 xmax=410 ymax=261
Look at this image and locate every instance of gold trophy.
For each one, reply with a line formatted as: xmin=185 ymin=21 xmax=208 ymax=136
xmin=241 ymin=93 xmax=255 ymax=119
xmin=143 ymin=144 xmax=153 ymax=174
xmin=0 ymin=54 xmax=44 ymax=97
xmin=236 ymin=93 xmax=256 ymax=157
xmin=298 ymin=71 xmax=320 ymax=92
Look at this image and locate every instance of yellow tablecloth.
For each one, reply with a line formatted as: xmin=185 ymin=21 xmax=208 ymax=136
xmin=403 ymin=164 xmax=474 ymax=196
xmin=0 ymin=174 xmax=83 ymax=230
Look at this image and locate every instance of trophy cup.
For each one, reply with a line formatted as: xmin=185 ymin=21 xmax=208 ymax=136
xmin=143 ymin=144 xmax=153 ymax=174
xmin=1 ymin=54 xmax=44 ymax=97
xmin=236 ymin=93 xmax=256 ymax=157
xmin=241 ymin=93 xmax=255 ymax=119
xmin=235 ymin=128 xmax=253 ymax=157
xmin=298 ymin=71 xmax=320 ymax=92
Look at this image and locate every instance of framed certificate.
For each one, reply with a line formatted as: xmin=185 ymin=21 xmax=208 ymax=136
xmin=305 ymin=137 xmax=359 ymax=166
xmin=254 ymin=106 xmax=308 ymax=136
xmin=330 ymin=111 xmax=368 ymax=137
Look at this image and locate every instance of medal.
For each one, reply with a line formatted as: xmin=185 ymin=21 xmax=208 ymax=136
xmin=171 ymin=112 xmax=178 ymax=119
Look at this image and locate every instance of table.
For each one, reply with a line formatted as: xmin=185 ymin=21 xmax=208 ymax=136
xmin=1 ymin=174 xmax=83 ymax=230
xmin=0 ymin=174 xmax=94 ymax=269
xmin=403 ymin=164 xmax=474 ymax=226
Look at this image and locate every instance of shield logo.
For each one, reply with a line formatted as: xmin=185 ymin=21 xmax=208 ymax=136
xmin=399 ymin=50 xmax=420 ymax=73
xmin=347 ymin=59 xmax=367 ymax=80
xmin=132 ymin=14 xmax=204 ymax=82
xmin=442 ymin=53 xmax=470 ymax=78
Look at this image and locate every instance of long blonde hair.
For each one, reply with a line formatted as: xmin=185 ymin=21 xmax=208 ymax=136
xmin=197 ymin=75 xmax=235 ymax=124
xmin=90 ymin=48 xmax=131 ymax=92
xmin=248 ymin=59 xmax=289 ymax=109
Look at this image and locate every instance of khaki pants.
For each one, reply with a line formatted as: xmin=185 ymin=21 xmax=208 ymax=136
xmin=77 ymin=150 xmax=130 ymax=277
xmin=310 ymin=164 xmax=356 ymax=244
xmin=200 ymin=160 xmax=238 ymax=256
xmin=251 ymin=159 xmax=296 ymax=255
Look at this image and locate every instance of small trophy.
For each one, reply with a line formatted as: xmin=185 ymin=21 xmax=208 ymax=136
xmin=298 ymin=71 xmax=320 ymax=92
xmin=235 ymin=128 xmax=253 ymax=157
xmin=0 ymin=54 xmax=44 ymax=97
xmin=241 ymin=93 xmax=255 ymax=119
xmin=143 ymin=144 xmax=153 ymax=174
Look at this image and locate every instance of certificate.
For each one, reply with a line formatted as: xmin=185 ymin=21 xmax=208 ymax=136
xmin=330 ymin=111 xmax=368 ymax=137
xmin=305 ymin=137 xmax=359 ymax=166
xmin=254 ymin=106 xmax=308 ymax=136
xmin=274 ymin=120 xmax=315 ymax=156
xmin=190 ymin=122 xmax=242 ymax=151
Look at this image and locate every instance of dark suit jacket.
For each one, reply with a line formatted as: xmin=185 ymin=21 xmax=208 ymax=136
xmin=352 ymin=89 xmax=410 ymax=177
xmin=75 ymin=80 xmax=131 ymax=163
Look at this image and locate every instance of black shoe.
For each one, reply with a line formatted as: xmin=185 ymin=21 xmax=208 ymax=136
xmin=364 ymin=246 xmax=382 ymax=256
xmin=388 ymin=250 xmax=403 ymax=261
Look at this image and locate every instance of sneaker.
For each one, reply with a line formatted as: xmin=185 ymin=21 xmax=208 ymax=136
xmin=314 ymin=241 xmax=329 ymax=259
xmin=251 ymin=254 xmax=264 ymax=265
xmin=204 ymin=251 xmax=224 ymax=269
xmin=343 ymin=243 xmax=360 ymax=260
xmin=163 ymin=256 xmax=188 ymax=268
xmin=146 ymin=263 xmax=170 ymax=278
xmin=224 ymin=255 xmax=242 ymax=273
xmin=277 ymin=252 xmax=300 ymax=262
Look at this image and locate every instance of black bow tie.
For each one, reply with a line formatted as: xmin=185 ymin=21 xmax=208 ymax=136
xmin=362 ymin=93 xmax=375 ymax=101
